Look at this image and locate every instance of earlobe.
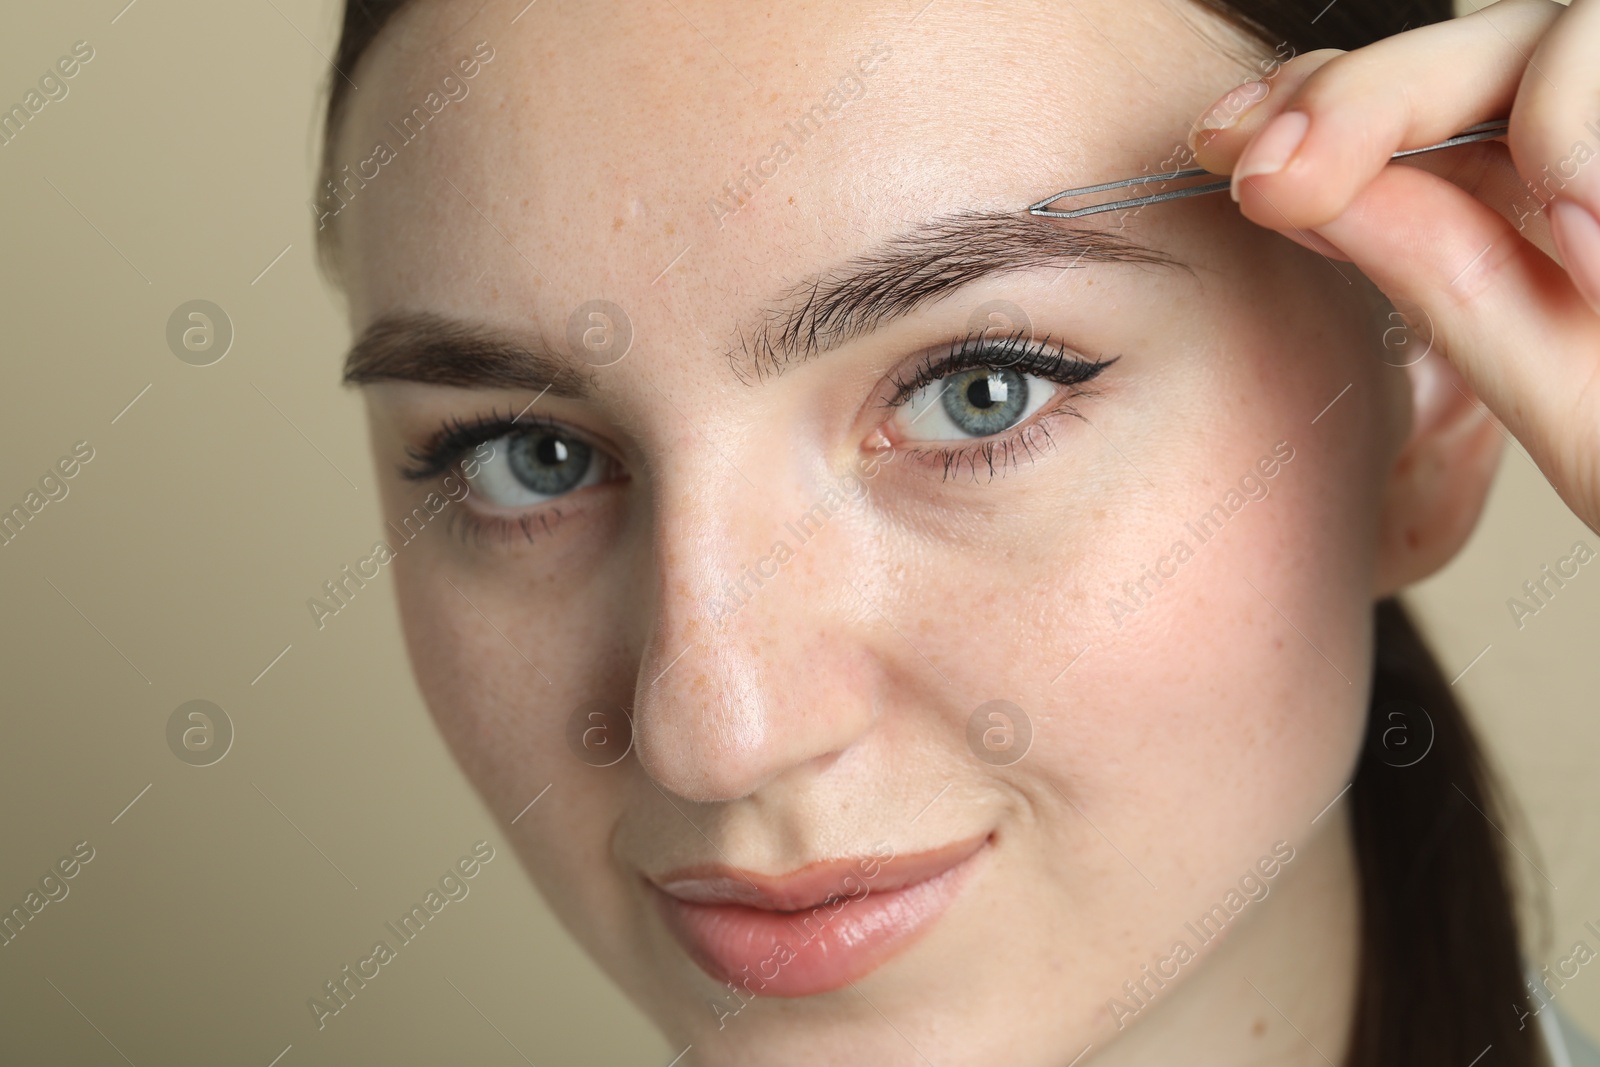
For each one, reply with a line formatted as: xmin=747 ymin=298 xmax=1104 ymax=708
xmin=1372 ymin=351 xmax=1504 ymax=597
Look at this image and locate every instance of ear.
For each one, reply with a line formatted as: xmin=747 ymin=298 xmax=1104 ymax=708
xmin=1372 ymin=350 xmax=1504 ymax=597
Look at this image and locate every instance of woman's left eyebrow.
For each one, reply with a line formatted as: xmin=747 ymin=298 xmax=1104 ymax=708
xmin=730 ymin=208 xmax=1181 ymax=384
xmin=341 ymin=211 xmax=1180 ymax=393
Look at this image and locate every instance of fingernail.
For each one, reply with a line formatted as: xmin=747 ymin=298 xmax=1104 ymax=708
xmin=1188 ymin=80 xmax=1270 ymax=152
xmin=1230 ymin=110 xmax=1310 ymax=202
xmin=1550 ymin=199 xmax=1600 ymax=313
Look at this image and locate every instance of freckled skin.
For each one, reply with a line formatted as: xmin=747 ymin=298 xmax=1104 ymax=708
xmin=333 ymin=1 xmax=1482 ymax=1065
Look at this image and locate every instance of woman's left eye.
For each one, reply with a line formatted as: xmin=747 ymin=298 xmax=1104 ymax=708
xmin=889 ymin=366 xmax=1056 ymax=442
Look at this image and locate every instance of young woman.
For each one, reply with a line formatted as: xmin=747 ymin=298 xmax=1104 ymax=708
xmin=313 ymin=0 xmax=1600 ymax=1062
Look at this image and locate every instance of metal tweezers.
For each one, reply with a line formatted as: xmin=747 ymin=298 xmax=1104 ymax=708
xmin=1028 ymin=119 xmax=1509 ymax=220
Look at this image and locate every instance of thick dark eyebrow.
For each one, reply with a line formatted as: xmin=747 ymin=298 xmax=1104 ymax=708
xmin=732 ymin=209 xmax=1182 ymax=384
xmin=342 ymin=312 xmax=593 ymax=397
xmin=344 ymin=210 xmax=1180 ymax=393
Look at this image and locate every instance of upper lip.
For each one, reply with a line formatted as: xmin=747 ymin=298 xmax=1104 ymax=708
xmin=647 ymin=833 xmax=990 ymax=912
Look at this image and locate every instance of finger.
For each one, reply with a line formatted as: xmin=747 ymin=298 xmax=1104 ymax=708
xmin=1210 ymin=0 xmax=1564 ymax=228
xmin=1262 ymin=140 xmax=1559 ymax=263
xmin=1509 ymin=0 xmax=1600 ymax=311
xmin=1188 ymin=50 xmax=1340 ymax=173
xmin=1186 ymin=52 xmax=1358 ymax=262
xmin=1312 ymin=161 xmax=1600 ymax=527
xmin=1401 ymin=139 xmax=1559 ymax=259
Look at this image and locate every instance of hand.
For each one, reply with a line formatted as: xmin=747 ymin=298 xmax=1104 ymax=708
xmin=1188 ymin=0 xmax=1600 ymax=533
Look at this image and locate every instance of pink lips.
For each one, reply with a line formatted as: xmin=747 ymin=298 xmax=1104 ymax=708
xmin=648 ymin=834 xmax=989 ymax=998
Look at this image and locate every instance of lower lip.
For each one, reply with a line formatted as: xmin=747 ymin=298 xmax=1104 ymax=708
xmin=650 ymin=845 xmax=985 ymax=998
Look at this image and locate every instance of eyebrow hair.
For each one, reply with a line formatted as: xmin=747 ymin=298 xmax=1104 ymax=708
xmin=342 ymin=312 xmax=593 ymax=397
xmin=731 ymin=209 xmax=1181 ymax=384
xmin=342 ymin=209 xmax=1180 ymax=393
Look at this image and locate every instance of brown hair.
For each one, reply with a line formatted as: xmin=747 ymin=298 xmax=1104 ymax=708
xmin=316 ymin=3 xmax=1542 ymax=1063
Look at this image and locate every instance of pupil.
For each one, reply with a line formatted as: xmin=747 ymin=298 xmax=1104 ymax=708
xmin=967 ymin=377 xmax=1000 ymax=409
xmin=537 ymin=438 xmax=570 ymax=466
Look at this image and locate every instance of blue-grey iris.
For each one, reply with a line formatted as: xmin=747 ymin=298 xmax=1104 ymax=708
xmin=940 ymin=368 xmax=1029 ymax=437
xmin=508 ymin=433 xmax=593 ymax=496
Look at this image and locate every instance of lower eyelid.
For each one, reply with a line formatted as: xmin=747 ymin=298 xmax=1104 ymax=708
xmin=894 ymin=393 xmax=1094 ymax=482
xmin=449 ymin=496 xmax=570 ymax=547
xmin=448 ymin=463 xmax=627 ymax=548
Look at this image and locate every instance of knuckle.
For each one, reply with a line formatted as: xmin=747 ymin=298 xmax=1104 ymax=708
xmin=1440 ymin=237 xmax=1518 ymax=307
xmin=1291 ymin=46 xmax=1403 ymax=125
xmin=1264 ymin=48 xmax=1345 ymax=100
xmin=1508 ymin=114 xmax=1597 ymax=198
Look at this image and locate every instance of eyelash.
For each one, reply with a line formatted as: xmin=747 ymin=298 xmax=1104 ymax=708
xmin=397 ymin=331 xmax=1117 ymax=541
xmin=399 ymin=410 xmax=601 ymax=547
xmin=398 ymin=410 xmax=560 ymax=483
xmin=884 ymin=330 xmax=1117 ymax=482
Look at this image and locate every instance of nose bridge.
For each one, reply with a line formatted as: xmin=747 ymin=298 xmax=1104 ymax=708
xmin=629 ymin=461 xmax=872 ymax=803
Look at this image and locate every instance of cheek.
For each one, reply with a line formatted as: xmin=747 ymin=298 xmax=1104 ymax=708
xmin=393 ymin=550 xmax=660 ymax=983
xmin=393 ymin=542 xmax=618 ymax=788
xmin=874 ymin=275 xmax=1386 ymax=909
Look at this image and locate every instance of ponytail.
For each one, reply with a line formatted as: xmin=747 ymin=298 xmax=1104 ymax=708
xmin=1344 ymin=599 xmax=1540 ymax=1065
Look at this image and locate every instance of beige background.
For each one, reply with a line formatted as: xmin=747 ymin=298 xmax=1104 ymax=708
xmin=0 ymin=1 xmax=1593 ymax=1063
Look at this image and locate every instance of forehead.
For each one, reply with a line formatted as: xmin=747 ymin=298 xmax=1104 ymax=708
xmin=333 ymin=0 xmax=1261 ymax=327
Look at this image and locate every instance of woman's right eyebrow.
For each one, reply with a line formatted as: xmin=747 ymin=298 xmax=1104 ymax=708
xmin=343 ymin=312 xmax=589 ymax=397
xmin=344 ymin=210 xmax=1180 ymax=393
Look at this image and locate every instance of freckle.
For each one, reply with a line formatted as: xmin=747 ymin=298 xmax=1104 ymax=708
xmin=788 ymin=196 xmax=795 ymax=205
xmin=613 ymin=216 xmax=624 ymax=231
xmin=665 ymin=222 xmax=676 ymax=236
xmin=1251 ymin=1017 xmax=1267 ymax=1037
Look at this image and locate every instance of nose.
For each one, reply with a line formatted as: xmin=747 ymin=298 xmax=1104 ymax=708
xmin=629 ymin=471 xmax=879 ymax=803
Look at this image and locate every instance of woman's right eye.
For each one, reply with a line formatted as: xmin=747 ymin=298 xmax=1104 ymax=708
xmin=475 ymin=430 xmax=608 ymax=507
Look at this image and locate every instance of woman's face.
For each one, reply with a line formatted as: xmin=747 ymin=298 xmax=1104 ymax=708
xmin=336 ymin=0 xmax=1413 ymax=1061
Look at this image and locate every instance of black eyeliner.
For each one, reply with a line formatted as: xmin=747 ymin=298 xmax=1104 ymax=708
xmin=399 ymin=409 xmax=562 ymax=481
xmin=885 ymin=329 xmax=1117 ymax=409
